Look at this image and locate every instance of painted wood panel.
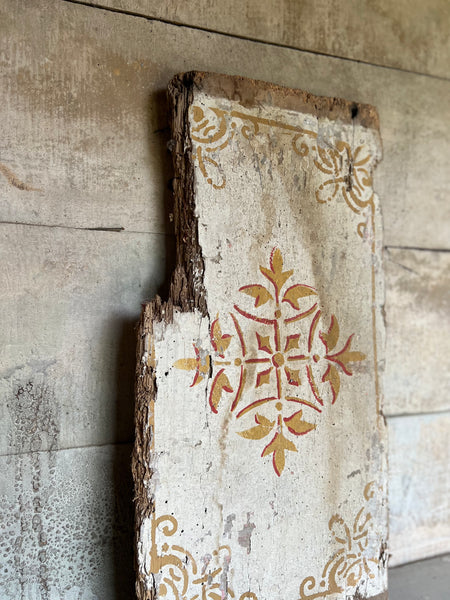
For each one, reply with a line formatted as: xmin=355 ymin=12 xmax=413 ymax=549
xmin=1 ymin=0 xmax=449 ymax=249
xmin=0 ymin=444 xmax=134 ymax=599
xmin=134 ymin=73 xmax=388 ymax=600
xmin=388 ymin=412 xmax=450 ymax=566
xmin=0 ymin=223 xmax=165 ymax=455
xmin=384 ymin=249 xmax=450 ymax=416
xmin=80 ymin=0 xmax=450 ymax=79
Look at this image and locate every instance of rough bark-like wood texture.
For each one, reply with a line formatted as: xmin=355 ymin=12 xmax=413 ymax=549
xmin=81 ymin=0 xmax=450 ymax=78
xmin=134 ymin=72 xmax=387 ymax=600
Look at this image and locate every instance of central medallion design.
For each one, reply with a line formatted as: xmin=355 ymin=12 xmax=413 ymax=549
xmin=174 ymin=249 xmax=365 ymax=476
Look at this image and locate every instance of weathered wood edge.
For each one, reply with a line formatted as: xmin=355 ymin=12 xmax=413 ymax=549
xmin=132 ymin=71 xmax=384 ymax=600
xmin=189 ymin=71 xmax=380 ymax=131
xmin=132 ymin=73 xmax=208 ymax=600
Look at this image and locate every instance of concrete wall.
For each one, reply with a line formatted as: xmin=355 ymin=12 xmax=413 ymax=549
xmin=0 ymin=1 xmax=449 ymax=597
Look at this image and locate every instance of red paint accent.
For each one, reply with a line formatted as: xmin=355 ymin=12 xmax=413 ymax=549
xmin=282 ymin=283 xmax=316 ymax=309
xmin=319 ymin=315 xmax=336 ymax=353
xmin=306 ymin=364 xmax=324 ymax=406
xmin=270 ymin=247 xmax=277 ymax=271
xmin=322 ymin=364 xmax=337 ymax=404
xmin=236 ymin=396 xmax=278 ymax=419
xmin=208 ymin=368 xmax=233 ymax=414
xmin=231 ymin=366 xmax=245 ymax=412
xmin=261 ymin=431 xmax=282 ymax=477
xmin=210 ymin=317 xmax=219 ymax=353
xmin=273 ymin=452 xmax=282 ymax=477
xmin=327 ymin=334 xmax=355 ymax=376
xmin=284 ymin=303 xmax=318 ymax=324
xmin=256 ymin=331 xmax=272 ymax=354
xmin=274 ymin=321 xmax=280 ymax=352
xmin=256 ymin=367 xmax=272 ymax=388
xmin=286 ymin=397 xmax=322 ymax=413
xmin=284 ymin=410 xmax=314 ymax=435
xmin=234 ymin=305 xmax=276 ymax=326
xmin=245 ymin=358 xmax=271 ymax=364
xmin=191 ymin=370 xmax=200 ymax=388
xmin=285 ymin=367 xmax=299 ymax=386
xmin=276 ymin=368 xmax=282 ymax=399
xmin=308 ymin=310 xmax=322 ymax=352
xmin=191 ymin=344 xmax=201 ymax=387
xmin=284 ymin=334 xmax=301 ymax=352
xmin=230 ymin=313 xmax=246 ymax=356
xmin=287 ymin=354 xmax=308 ymax=361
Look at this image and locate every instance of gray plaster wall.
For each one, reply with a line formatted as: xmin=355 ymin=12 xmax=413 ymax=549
xmin=0 ymin=1 xmax=449 ymax=598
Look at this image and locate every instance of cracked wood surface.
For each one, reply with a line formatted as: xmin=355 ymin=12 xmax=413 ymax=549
xmin=133 ymin=72 xmax=388 ymax=600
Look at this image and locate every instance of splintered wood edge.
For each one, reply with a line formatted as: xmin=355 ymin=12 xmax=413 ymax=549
xmin=132 ymin=72 xmax=208 ymax=600
xmin=132 ymin=71 xmax=382 ymax=600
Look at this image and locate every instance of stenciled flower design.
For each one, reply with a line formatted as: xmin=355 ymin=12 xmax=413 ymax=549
xmin=174 ymin=248 xmax=365 ymax=476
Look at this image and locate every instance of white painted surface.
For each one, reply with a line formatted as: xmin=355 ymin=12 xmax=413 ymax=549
xmin=139 ymin=82 xmax=387 ymax=599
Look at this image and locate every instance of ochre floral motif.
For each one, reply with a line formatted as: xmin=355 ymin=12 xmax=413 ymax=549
xmin=174 ymin=249 xmax=365 ymax=476
xmin=298 ymin=482 xmax=381 ymax=599
xmin=190 ymin=105 xmax=376 ymax=238
xmin=148 ymin=513 xmax=258 ymax=600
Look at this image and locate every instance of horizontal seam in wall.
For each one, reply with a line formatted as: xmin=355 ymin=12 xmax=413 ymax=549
xmin=0 ymin=439 xmax=134 ymax=459
xmin=60 ymin=0 xmax=450 ymax=83
xmin=1 ymin=223 xmax=448 ymax=254
xmin=386 ymin=408 xmax=450 ymax=419
xmin=385 ymin=245 xmax=450 ymax=254
xmin=0 ymin=220 xmax=171 ymax=236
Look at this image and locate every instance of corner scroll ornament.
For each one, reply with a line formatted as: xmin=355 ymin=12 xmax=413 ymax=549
xmin=148 ymin=513 xmax=258 ymax=600
xmin=298 ymin=482 xmax=382 ymax=599
xmin=190 ymin=105 xmax=376 ymax=238
xmin=174 ymin=248 xmax=365 ymax=476
xmin=148 ymin=482 xmax=381 ymax=600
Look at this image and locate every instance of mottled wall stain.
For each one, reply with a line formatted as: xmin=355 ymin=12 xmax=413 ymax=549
xmin=0 ymin=441 xmax=134 ymax=599
xmin=7 ymin=381 xmax=59 ymax=454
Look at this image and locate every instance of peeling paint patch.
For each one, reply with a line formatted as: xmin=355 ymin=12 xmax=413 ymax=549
xmin=223 ymin=513 xmax=236 ymax=539
xmin=238 ymin=513 xmax=256 ymax=555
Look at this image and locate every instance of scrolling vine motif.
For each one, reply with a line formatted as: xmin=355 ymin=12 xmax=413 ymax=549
xmin=149 ymin=481 xmax=381 ymax=600
xmin=174 ymin=248 xmax=365 ymax=476
xmin=298 ymin=481 xmax=381 ymax=599
xmin=148 ymin=513 xmax=258 ymax=600
xmin=190 ymin=105 xmax=376 ymax=238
